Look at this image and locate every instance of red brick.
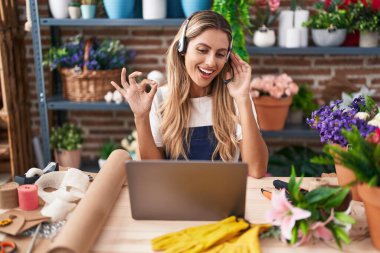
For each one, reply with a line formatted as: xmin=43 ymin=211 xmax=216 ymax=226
xmin=371 ymin=78 xmax=380 ymax=85
xmin=132 ymin=30 xmax=166 ymax=36
xmin=314 ymin=59 xmax=364 ymax=65
xmin=335 ymin=68 xmax=380 ymax=76
xmin=263 ymin=58 xmax=311 ymax=66
xmin=284 ymin=69 xmax=331 ymax=76
xmin=123 ymin=39 xmax=163 ymax=46
xmin=367 ymin=58 xmax=380 ymax=65
xmin=134 ymin=58 xmax=159 ymax=64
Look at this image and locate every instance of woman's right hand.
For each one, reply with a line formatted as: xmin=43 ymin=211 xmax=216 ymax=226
xmin=111 ymin=68 xmax=158 ymax=118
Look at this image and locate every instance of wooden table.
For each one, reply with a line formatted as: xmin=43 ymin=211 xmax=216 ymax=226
xmin=92 ymin=177 xmax=377 ymax=253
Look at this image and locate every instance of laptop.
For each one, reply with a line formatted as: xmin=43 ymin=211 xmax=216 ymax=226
xmin=126 ymin=160 xmax=248 ymax=221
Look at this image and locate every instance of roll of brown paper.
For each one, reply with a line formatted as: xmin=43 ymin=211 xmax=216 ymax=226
xmin=0 ymin=182 xmax=19 ymax=209
xmin=49 ymin=149 xmax=130 ymax=253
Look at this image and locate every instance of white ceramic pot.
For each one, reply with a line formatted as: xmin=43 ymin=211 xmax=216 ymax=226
xmin=253 ymin=28 xmax=276 ymax=47
xmin=68 ymin=6 xmax=81 ymax=19
xmin=143 ymin=0 xmax=167 ymax=19
xmin=311 ymin=29 xmax=347 ymax=47
xmin=48 ymin=0 xmax=71 ymax=19
xmin=359 ymin=31 xmax=379 ymax=48
xmin=98 ymin=158 xmax=106 ymax=169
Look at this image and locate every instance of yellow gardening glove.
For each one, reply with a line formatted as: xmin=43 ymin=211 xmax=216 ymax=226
xmin=204 ymin=224 xmax=272 ymax=253
xmin=152 ymin=216 xmax=237 ymax=251
xmin=164 ymin=218 xmax=250 ymax=253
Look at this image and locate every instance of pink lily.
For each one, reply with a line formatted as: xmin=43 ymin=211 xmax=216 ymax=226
xmin=266 ymin=189 xmax=311 ymax=240
xmin=310 ymin=209 xmax=334 ymax=241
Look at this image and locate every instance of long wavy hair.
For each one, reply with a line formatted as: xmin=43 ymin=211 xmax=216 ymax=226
xmin=160 ymin=10 xmax=239 ymax=161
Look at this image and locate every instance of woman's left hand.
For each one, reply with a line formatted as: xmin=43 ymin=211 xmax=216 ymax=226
xmin=225 ymin=52 xmax=251 ymax=101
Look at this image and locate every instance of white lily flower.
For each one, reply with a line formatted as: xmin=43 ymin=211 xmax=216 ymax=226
xmin=340 ymin=92 xmax=353 ymax=109
xmin=368 ymin=119 xmax=380 ymax=127
xmin=354 ymin=112 xmax=370 ymax=120
xmin=352 ymin=86 xmax=376 ymax=99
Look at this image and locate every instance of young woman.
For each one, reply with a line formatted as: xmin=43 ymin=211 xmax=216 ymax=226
xmin=111 ymin=10 xmax=268 ymax=178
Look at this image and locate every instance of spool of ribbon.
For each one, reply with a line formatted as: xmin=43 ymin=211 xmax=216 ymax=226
xmin=0 ymin=182 xmax=19 ymax=209
xmin=18 ymin=184 xmax=39 ymax=211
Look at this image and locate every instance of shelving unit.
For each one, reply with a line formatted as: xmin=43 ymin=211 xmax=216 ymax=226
xmin=31 ymin=0 xmax=378 ymax=165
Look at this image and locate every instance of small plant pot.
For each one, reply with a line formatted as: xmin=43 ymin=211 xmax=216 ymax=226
xmin=143 ymin=0 xmax=167 ymax=19
xmin=359 ymin=31 xmax=379 ymax=48
xmin=181 ymin=0 xmax=211 ymax=18
xmin=253 ymin=96 xmax=293 ymax=131
xmin=312 ymin=29 xmax=347 ymax=47
xmin=48 ymin=0 xmax=70 ymax=19
xmin=358 ymin=183 xmax=380 ymax=250
xmin=332 ymin=144 xmax=361 ymax=201
xmin=54 ymin=149 xmax=81 ymax=169
xmin=98 ymin=158 xmax=106 ymax=169
xmin=68 ymin=6 xmax=81 ymax=19
xmin=253 ymin=27 xmax=276 ymax=47
xmin=81 ymin=5 xmax=96 ymax=19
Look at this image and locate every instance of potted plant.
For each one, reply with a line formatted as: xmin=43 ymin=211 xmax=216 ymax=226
xmin=250 ymin=73 xmax=299 ymax=131
xmin=68 ymin=1 xmax=81 ymax=19
xmin=213 ymin=0 xmax=251 ymax=61
xmin=287 ymin=84 xmax=318 ymax=125
xmin=43 ymin=35 xmax=135 ymax=102
xmin=350 ymin=0 xmax=380 ymax=47
xmin=324 ymin=126 xmax=380 ymax=249
xmin=98 ymin=141 xmax=119 ymax=168
xmin=303 ymin=3 xmax=351 ymax=47
xmin=81 ymin=0 xmax=97 ymax=19
xmin=251 ymin=0 xmax=281 ymax=48
xmin=307 ymin=94 xmax=378 ymax=200
xmin=103 ymin=0 xmax=135 ymax=19
xmin=50 ymin=123 xmax=84 ymax=169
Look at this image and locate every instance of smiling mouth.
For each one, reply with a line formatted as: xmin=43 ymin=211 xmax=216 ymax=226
xmin=198 ymin=67 xmax=215 ymax=78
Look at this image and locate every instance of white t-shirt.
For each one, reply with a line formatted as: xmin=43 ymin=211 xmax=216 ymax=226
xmin=149 ymin=86 xmax=258 ymax=161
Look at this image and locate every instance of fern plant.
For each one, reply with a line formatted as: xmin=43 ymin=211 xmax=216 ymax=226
xmin=212 ymin=0 xmax=252 ymax=62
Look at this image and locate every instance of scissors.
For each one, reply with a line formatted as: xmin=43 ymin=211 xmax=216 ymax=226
xmin=0 ymin=241 xmax=17 ymax=253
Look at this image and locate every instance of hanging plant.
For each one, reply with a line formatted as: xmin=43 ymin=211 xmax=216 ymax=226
xmin=212 ymin=0 xmax=252 ymax=62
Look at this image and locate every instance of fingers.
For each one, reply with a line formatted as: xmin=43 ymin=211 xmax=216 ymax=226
xmin=147 ymin=82 xmax=158 ymax=100
xmin=111 ymin=81 xmax=126 ymax=97
xmin=128 ymin=71 xmax=142 ymax=88
xmin=121 ymin=68 xmax=129 ymax=90
xmin=139 ymin=79 xmax=157 ymax=93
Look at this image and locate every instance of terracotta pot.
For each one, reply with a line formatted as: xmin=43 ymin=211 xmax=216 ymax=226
xmin=253 ymin=96 xmax=292 ymax=131
xmin=358 ymin=184 xmax=380 ymax=250
xmin=54 ymin=149 xmax=81 ymax=169
xmin=332 ymin=144 xmax=361 ymax=201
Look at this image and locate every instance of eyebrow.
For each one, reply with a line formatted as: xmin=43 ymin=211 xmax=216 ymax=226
xmin=196 ymin=43 xmax=228 ymax=52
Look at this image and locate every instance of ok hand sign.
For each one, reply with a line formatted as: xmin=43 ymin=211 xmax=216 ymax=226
xmin=111 ymin=68 xmax=158 ymax=118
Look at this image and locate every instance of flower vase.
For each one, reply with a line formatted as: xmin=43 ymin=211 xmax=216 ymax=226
xmin=48 ymin=0 xmax=71 ymax=19
xmin=103 ymin=0 xmax=135 ymax=19
xmin=143 ymin=0 xmax=167 ymax=19
xmin=278 ymin=10 xmax=294 ymax=47
xmin=358 ymin=183 xmax=380 ymax=250
xmin=181 ymin=0 xmax=211 ymax=17
xmin=253 ymin=96 xmax=292 ymax=131
xmin=294 ymin=10 xmax=309 ymax=47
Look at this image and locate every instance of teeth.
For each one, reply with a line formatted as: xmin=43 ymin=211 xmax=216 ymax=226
xmin=199 ymin=67 xmax=214 ymax=74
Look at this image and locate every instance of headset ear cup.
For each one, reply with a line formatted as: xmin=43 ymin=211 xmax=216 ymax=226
xmin=177 ymin=19 xmax=190 ymax=54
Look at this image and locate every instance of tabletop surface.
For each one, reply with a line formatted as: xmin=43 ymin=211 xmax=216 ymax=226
xmin=91 ymin=177 xmax=376 ymax=253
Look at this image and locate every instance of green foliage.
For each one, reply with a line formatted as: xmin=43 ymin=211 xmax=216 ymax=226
xmin=287 ymin=167 xmax=354 ymax=249
xmin=324 ymin=126 xmax=380 ymax=186
xmin=303 ymin=4 xmax=351 ymax=29
xmin=213 ymin=0 xmax=251 ymax=62
xmin=82 ymin=0 xmax=96 ymax=5
xmin=99 ymin=141 xmax=119 ymax=160
xmin=69 ymin=2 xmax=81 ymax=7
xmin=50 ymin=123 xmax=84 ymax=151
xmin=268 ymin=146 xmax=335 ymax=177
xmin=291 ymin=84 xmax=318 ymax=117
xmin=350 ymin=1 xmax=380 ymax=32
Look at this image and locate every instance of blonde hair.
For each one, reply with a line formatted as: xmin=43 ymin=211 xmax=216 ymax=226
xmin=160 ymin=11 xmax=239 ymax=161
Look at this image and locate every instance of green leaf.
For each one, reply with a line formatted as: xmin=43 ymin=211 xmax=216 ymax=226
xmin=335 ymin=226 xmax=351 ymax=244
xmin=335 ymin=212 xmax=356 ymax=225
xmin=299 ymin=220 xmax=309 ymax=236
xmin=305 ymin=187 xmax=341 ymax=205
xmin=290 ymin=224 xmax=299 ymax=245
xmin=324 ymin=187 xmax=350 ymax=209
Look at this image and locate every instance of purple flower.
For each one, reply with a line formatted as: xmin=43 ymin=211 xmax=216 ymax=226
xmin=307 ymin=96 xmax=376 ymax=147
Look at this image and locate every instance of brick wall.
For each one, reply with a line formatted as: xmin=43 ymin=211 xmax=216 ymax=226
xmin=17 ymin=0 xmax=380 ymax=160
